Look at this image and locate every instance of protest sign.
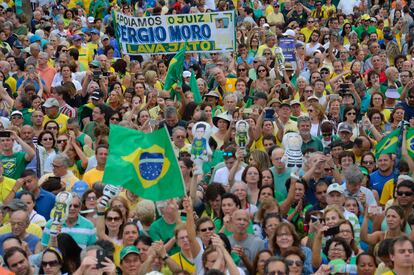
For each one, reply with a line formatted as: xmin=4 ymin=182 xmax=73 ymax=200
xmin=278 ymin=37 xmax=296 ymax=62
xmin=113 ymin=11 xmax=236 ymax=54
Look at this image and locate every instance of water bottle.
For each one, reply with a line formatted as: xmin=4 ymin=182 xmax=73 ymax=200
xmin=274 ymin=47 xmax=285 ymax=70
xmin=335 ymin=264 xmax=357 ymax=274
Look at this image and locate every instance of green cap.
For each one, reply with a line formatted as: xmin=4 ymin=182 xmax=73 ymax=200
xmin=120 ymin=246 xmax=140 ymax=261
xmin=89 ymin=60 xmax=101 ymax=68
xmin=359 ymin=166 xmax=369 ymax=176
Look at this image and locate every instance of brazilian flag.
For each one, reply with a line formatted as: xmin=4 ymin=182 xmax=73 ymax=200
xmin=190 ymin=69 xmax=202 ymax=104
xmin=374 ymin=128 xmax=400 ymax=159
xmin=406 ymin=127 xmax=414 ymax=160
xmin=103 ymin=125 xmax=185 ymax=201
xmin=164 ymin=45 xmax=186 ymax=91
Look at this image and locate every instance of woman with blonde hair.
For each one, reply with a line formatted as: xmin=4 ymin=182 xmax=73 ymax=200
xmin=135 ymin=199 xmax=156 ymax=236
xmin=249 ymin=150 xmax=270 ymax=171
xmin=144 ymin=70 xmax=162 ymax=93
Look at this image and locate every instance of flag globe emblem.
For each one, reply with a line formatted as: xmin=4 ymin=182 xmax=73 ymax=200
xmin=122 ymin=144 xmax=170 ymax=189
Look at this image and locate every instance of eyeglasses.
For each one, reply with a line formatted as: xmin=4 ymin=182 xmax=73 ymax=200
xmin=199 ymin=226 xmax=214 ymax=232
xmin=264 ymin=52 xmax=272 ymax=55
xmin=258 ymin=69 xmax=266 ymax=73
xmin=238 ymin=68 xmax=246 ymax=72
xmin=106 ymin=216 xmax=121 ymax=222
xmin=308 ymin=20 xmax=314 ymax=23
xmin=12 ymin=115 xmax=23 ymax=119
xmin=70 ymin=204 xmax=80 ymax=209
xmin=305 ymin=90 xmax=313 ymax=93
xmin=87 ymin=196 xmax=97 ymax=201
xmin=41 ymin=260 xmax=60 ymax=267
xmin=42 ymin=137 xmax=54 ymax=141
xmin=223 ymin=152 xmax=234 ymax=157
xmin=330 ymin=247 xmax=345 ymax=252
xmin=347 ymin=112 xmax=356 ymax=115
xmin=57 ymin=139 xmax=67 ymax=144
xmin=324 ymin=167 xmax=334 ymax=172
xmin=397 ymin=191 xmax=413 ymax=197
xmin=286 ymin=259 xmax=303 ymax=267
xmin=362 ymin=160 xmax=374 ymax=165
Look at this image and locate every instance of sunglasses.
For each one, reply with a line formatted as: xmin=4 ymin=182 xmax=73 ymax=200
xmin=321 ymin=71 xmax=329 ymax=75
xmin=324 ymin=167 xmax=334 ymax=172
xmin=223 ymin=152 xmax=234 ymax=157
xmin=12 ymin=115 xmax=23 ymax=119
xmin=106 ymin=216 xmax=122 ymax=222
xmin=285 ymin=259 xmax=303 ymax=267
xmin=57 ymin=139 xmax=67 ymax=144
xmin=238 ymin=68 xmax=246 ymax=72
xmin=42 ymin=138 xmax=53 ymax=141
xmin=347 ymin=112 xmax=356 ymax=115
xmin=199 ymin=226 xmax=214 ymax=232
xmin=362 ymin=161 xmax=374 ymax=165
xmin=322 ymin=132 xmax=331 ymax=137
xmin=110 ymin=117 xmax=121 ymax=121
xmin=41 ymin=260 xmax=60 ymax=267
xmin=258 ymin=69 xmax=266 ymax=73
xmin=70 ymin=204 xmax=80 ymax=208
xmin=397 ymin=191 xmax=413 ymax=197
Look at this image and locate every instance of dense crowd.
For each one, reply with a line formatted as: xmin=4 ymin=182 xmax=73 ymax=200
xmin=0 ymin=0 xmax=414 ymax=275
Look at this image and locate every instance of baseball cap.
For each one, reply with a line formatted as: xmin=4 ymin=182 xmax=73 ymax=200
xmin=203 ymin=91 xmax=220 ymax=98
xmin=282 ymin=29 xmax=296 ymax=37
xmin=1 ymin=199 xmax=28 ymax=211
xmin=182 ymin=71 xmax=191 ymax=78
xmin=71 ymin=181 xmax=89 ymax=196
xmin=101 ymin=35 xmax=110 ymax=41
xmin=338 ymin=122 xmax=353 ymax=133
xmin=280 ymin=100 xmax=291 ymax=108
xmin=327 ymin=183 xmax=344 ymax=194
xmin=308 ymin=95 xmax=319 ymax=102
xmin=295 ymin=41 xmax=305 ymax=48
xmin=120 ymin=246 xmax=140 ymax=261
xmin=12 ymin=40 xmax=23 ymax=49
xmin=89 ymin=60 xmax=101 ymax=68
xmin=43 ymin=98 xmax=60 ymax=108
xmin=72 ymin=34 xmax=82 ymax=41
xmin=273 ymin=2 xmax=280 ymax=7
xmin=87 ymin=16 xmax=95 ymax=23
xmin=361 ymin=14 xmax=370 ymax=21
xmin=384 ymin=32 xmax=393 ymax=41
xmin=385 ymin=87 xmax=400 ymax=99
xmin=29 ymin=34 xmax=42 ymax=44
xmin=290 ymin=99 xmax=301 ymax=106
xmin=90 ymin=29 xmax=100 ymax=35
xmin=10 ymin=110 xmax=23 ymax=117
xmin=90 ymin=90 xmax=103 ymax=101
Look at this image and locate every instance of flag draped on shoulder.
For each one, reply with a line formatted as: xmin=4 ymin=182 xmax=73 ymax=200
xmin=164 ymin=45 xmax=186 ymax=91
xmin=374 ymin=128 xmax=400 ymax=159
xmin=103 ymin=125 xmax=185 ymax=201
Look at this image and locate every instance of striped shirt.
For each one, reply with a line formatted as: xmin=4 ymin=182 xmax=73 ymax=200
xmin=41 ymin=215 xmax=96 ymax=249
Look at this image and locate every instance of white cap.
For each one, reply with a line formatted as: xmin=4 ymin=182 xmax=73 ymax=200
xmin=182 ymin=71 xmax=191 ymax=78
xmin=327 ymin=183 xmax=344 ymax=194
xmin=87 ymin=16 xmax=95 ymax=23
xmin=282 ymin=29 xmax=296 ymax=37
xmin=263 ymin=23 xmax=270 ymax=29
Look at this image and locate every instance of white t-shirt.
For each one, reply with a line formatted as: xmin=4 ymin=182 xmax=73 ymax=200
xmin=337 ymin=0 xmax=361 ymax=15
xmin=213 ymin=166 xmax=245 ymax=187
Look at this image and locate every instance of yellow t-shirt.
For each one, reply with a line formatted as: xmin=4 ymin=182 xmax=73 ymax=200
xmin=300 ymin=27 xmax=316 ymax=42
xmin=83 ymin=168 xmax=104 ymax=188
xmin=256 ymin=44 xmax=277 ymax=57
xmin=170 ymin=252 xmax=196 ymax=274
xmin=43 ymin=113 xmax=69 ymax=134
xmin=215 ymin=78 xmax=237 ymax=95
xmin=119 ymin=190 xmax=143 ymax=214
xmin=6 ymin=76 xmax=16 ymax=94
xmin=379 ymin=178 xmax=394 ymax=205
xmin=0 ymin=223 xmax=43 ymax=238
xmin=0 ymin=176 xmax=16 ymax=204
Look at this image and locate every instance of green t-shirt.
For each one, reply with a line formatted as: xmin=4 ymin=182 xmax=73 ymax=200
xmin=270 ymin=167 xmax=291 ymax=203
xmin=0 ymin=152 xmax=28 ymax=179
xmin=149 ymin=216 xmax=186 ymax=255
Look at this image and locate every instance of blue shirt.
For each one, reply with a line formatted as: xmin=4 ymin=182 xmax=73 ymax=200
xmin=0 ymin=232 xmax=40 ymax=255
xmin=17 ymin=188 xmax=55 ymax=221
xmin=369 ymin=170 xmax=395 ymax=197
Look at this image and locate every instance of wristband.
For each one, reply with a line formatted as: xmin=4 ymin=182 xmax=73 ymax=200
xmin=97 ymin=212 xmax=105 ymax=216
xmin=162 ymin=255 xmax=169 ymax=261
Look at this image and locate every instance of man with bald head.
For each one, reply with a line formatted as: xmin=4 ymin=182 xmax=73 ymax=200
xmin=270 ymin=147 xmax=290 ymax=202
xmin=228 ymin=209 xmax=264 ymax=274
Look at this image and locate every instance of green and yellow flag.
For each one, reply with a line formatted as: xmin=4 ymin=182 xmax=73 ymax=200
xmin=103 ymin=125 xmax=185 ymax=201
xmin=164 ymin=45 xmax=186 ymax=91
xmin=406 ymin=127 xmax=414 ymax=159
xmin=190 ymin=69 xmax=202 ymax=104
xmin=374 ymin=128 xmax=400 ymax=159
